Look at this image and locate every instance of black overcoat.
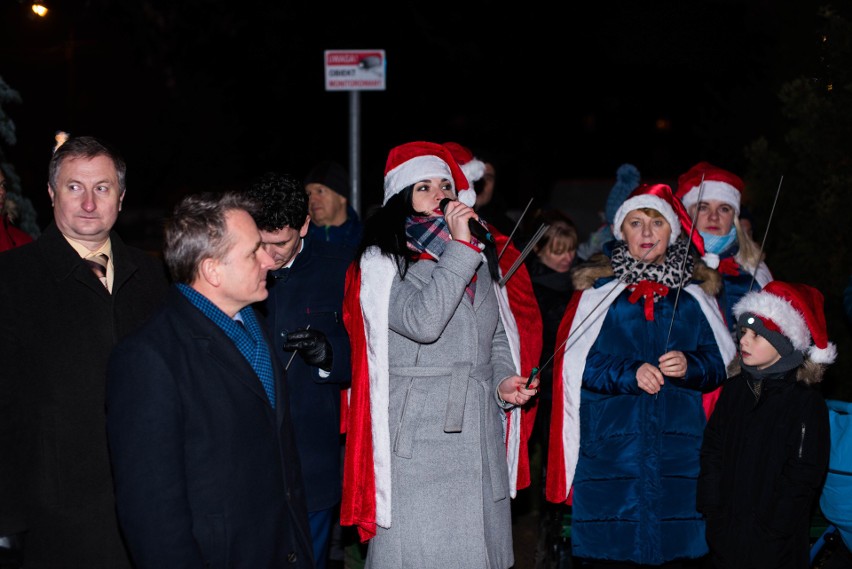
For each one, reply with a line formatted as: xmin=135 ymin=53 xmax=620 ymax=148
xmin=106 ymin=288 xmax=314 ymax=569
xmin=697 ymin=368 xmax=830 ymax=568
xmin=0 ymin=222 xmax=169 ymax=568
xmin=262 ymin=235 xmax=353 ymax=513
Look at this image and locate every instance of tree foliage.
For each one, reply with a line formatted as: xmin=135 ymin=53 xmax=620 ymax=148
xmin=0 ymin=75 xmax=40 ymax=238
xmin=745 ymin=5 xmax=852 ymax=399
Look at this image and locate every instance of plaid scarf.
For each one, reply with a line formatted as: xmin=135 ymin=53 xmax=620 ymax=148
xmin=177 ymin=283 xmax=276 ymax=408
xmin=405 ymin=215 xmax=478 ymax=303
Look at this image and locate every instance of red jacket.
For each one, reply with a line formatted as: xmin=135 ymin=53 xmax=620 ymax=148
xmin=0 ymin=217 xmax=33 ymax=252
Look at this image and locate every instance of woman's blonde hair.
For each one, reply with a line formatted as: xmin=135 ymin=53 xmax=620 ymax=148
xmin=534 ymin=209 xmax=579 ymax=255
xmin=733 ymin=216 xmax=765 ymax=268
xmin=540 ymin=224 xmax=579 ymax=256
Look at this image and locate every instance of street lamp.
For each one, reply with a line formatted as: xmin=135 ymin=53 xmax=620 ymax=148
xmin=31 ymin=3 xmax=48 ymax=17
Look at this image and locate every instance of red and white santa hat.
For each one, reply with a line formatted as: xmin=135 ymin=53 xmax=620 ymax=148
xmin=733 ymin=281 xmax=837 ymax=365
xmin=612 ymin=183 xmax=705 ymax=255
xmin=443 ymin=142 xmax=484 ymax=207
xmin=383 ymin=141 xmax=469 ymax=206
xmin=676 ymin=161 xmax=744 ymax=215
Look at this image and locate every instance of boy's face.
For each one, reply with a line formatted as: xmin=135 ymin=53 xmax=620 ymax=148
xmin=739 ymin=327 xmax=782 ymax=369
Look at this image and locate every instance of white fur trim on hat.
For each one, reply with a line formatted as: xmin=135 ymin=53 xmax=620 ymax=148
xmin=612 ymin=194 xmax=681 ymax=245
xmin=680 ymin=180 xmax=741 ymax=215
xmin=733 ymin=290 xmax=810 ymax=351
xmin=731 ymin=288 xmax=837 ymax=364
xmin=383 ymin=155 xmax=454 ymax=205
xmin=457 ymin=158 xmax=485 ymax=207
xmin=811 ymin=341 xmax=839 ymax=364
xmin=702 ymin=252 xmax=720 ymax=269
xmin=457 ymin=188 xmax=477 ymax=207
xmin=460 ymin=158 xmax=485 ymax=186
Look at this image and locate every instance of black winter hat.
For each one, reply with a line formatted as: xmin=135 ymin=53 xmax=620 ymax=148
xmin=304 ymin=160 xmax=351 ymax=200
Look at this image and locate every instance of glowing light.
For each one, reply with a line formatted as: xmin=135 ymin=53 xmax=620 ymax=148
xmin=31 ymin=3 xmax=48 ymax=17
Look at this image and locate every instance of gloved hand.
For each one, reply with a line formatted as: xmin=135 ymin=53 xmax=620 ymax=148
xmin=283 ymin=328 xmax=333 ymax=372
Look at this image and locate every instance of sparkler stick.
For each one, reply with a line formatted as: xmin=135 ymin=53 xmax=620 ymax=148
xmin=285 ymin=324 xmax=311 ymax=371
xmin=663 ymin=174 xmax=706 ymax=351
xmin=524 ymin=240 xmax=660 ymax=388
xmin=498 ymin=223 xmax=549 ymax=288
xmin=747 ymin=175 xmax=783 ymax=293
xmin=498 ymin=197 xmax=535 ymax=262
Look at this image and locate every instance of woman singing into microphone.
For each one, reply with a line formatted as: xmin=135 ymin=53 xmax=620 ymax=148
xmin=340 ymin=141 xmax=539 ymax=569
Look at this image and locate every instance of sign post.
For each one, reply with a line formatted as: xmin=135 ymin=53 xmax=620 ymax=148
xmin=324 ymin=49 xmax=386 ymax=217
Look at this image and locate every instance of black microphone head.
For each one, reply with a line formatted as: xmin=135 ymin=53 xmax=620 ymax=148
xmin=438 ymin=197 xmax=452 ymax=214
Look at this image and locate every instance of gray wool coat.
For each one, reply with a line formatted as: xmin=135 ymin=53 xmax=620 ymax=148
xmin=365 ymin=241 xmax=517 ymax=569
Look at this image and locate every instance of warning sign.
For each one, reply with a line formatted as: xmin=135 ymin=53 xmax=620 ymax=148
xmin=324 ymin=50 xmax=386 ymax=91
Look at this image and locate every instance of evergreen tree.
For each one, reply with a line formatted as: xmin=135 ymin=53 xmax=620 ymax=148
xmin=0 ymin=75 xmax=40 ymax=239
xmin=745 ymin=5 xmax=852 ymax=399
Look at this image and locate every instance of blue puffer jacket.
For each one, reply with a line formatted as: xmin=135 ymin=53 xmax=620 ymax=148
xmin=571 ymin=273 xmax=729 ymax=565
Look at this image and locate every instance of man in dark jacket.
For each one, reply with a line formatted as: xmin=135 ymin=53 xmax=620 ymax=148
xmin=106 ymin=191 xmax=314 ymax=569
xmin=0 ymin=135 xmax=169 ymax=569
xmin=304 ymin=160 xmax=362 ymax=250
xmin=246 ymin=172 xmax=352 ymax=569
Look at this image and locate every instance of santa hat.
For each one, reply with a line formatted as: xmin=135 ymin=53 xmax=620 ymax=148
xmin=733 ymin=281 xmax=837 ymax=365
xmin=612 ymin=183 xmax=705 ymax=255
xmin=676 ymin=161 xmax=744 ymax=215
xmin=443 ymin=142 xmax=484 ymax=207
xmin=383 ymin=141 xmax=469 ymax=206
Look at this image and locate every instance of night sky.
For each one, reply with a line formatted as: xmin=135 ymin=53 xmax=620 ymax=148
xmin=0 ymin=0 xmax=826 ymax=237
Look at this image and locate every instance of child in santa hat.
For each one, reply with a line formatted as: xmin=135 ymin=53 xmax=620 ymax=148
xmin=697 ymin=281 xmax=833 ymax=568
xmin=339 ymin=141 xmax=539 ymax=569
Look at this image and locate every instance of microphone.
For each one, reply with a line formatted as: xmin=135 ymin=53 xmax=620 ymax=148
xmin=439 ymin=198 xmax=495 ymax=245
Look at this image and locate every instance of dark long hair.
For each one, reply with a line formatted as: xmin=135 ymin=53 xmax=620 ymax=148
xmin=356 ymin=186 xmax=418 ymax=279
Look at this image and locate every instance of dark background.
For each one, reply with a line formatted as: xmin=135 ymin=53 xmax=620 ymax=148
xmin=2 ymin=0 xmax=851 ymax=396
xmin=0 ymin=0 xmax=826 ymax=223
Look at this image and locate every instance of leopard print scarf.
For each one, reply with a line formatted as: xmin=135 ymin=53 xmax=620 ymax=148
xmin=610 ymin=236 xmax=693 ymax=302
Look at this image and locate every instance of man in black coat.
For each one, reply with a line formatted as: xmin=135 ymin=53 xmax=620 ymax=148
xmin=0 ymin=135 xmax=169 ymax=568
xmin=245 ymin=172 xmax=352 ymax=569
xmin=106 ymin=191 xmax=314 ymax=569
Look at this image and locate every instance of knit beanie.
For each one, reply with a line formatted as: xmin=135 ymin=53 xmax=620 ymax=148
xmin=605 ymin=163 xmax=641 ymax=225
xmin=304 ymin=160 xmax=351 ymax=200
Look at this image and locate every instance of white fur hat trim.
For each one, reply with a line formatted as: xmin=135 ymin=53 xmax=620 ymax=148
xmin=702 ymin=252 xmax=720 ymax=269
xmin=612 ymin=194 xmax=681 ymax=245
xmin=732 ymin=289 xmax=838 ymax=364
xmin=457 ymin=159 xmax=485 ymax=207
xmin=383 ymin=155 xmax=453 ymax=205
xmin=680 ymin=180 xmax=741 ymax=215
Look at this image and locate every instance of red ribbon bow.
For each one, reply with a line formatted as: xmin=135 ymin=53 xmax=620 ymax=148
xmin=717 ymin=257 xmax=740 ymax=276
xmin=627 ymin=280 xmax=670 ymax=321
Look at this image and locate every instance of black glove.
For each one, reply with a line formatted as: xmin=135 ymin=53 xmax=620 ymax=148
xmin=283 ymin=328 xmax=333 ymax=372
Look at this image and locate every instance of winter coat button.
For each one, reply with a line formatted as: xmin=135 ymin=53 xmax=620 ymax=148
xmin=287 ymin=552 xmax=298 ymax=563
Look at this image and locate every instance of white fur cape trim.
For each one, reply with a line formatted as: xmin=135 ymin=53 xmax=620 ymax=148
xmin=494 ymin=280 xmax=522 ymax=498
xmin=357 ymin=247 xmax=527 ymax=527
xmin=556 ymin=281 xmax=735 ymax=496
xmin=358 ymin=248 xmax=395 ymax=529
